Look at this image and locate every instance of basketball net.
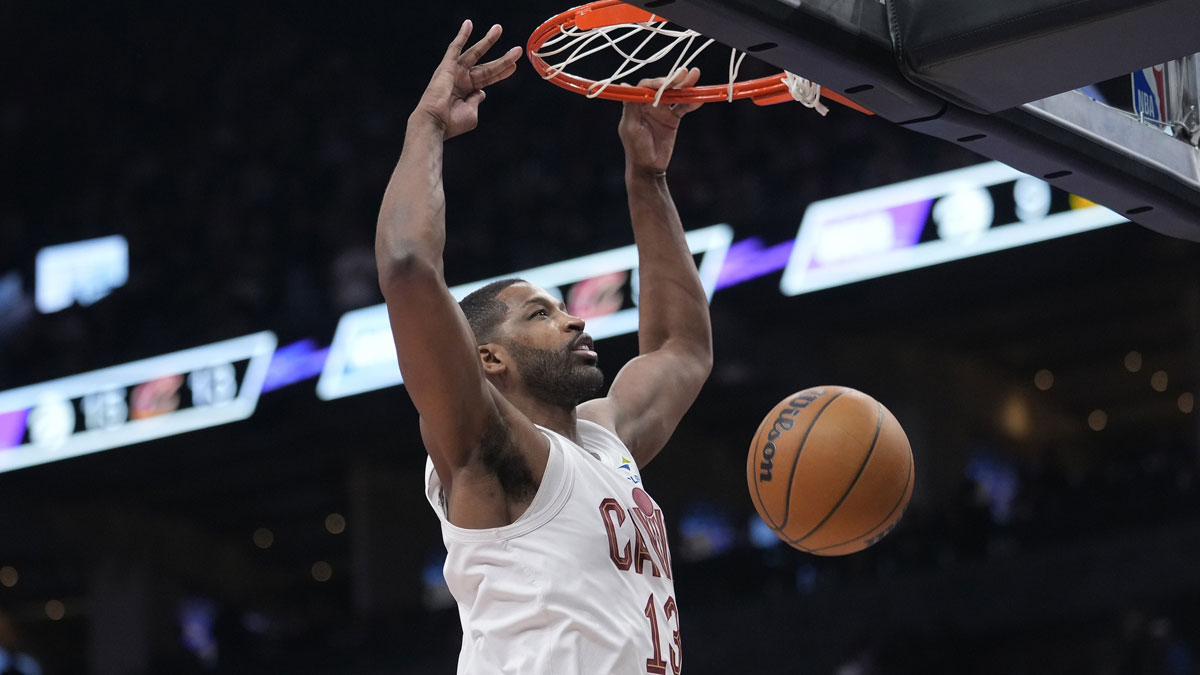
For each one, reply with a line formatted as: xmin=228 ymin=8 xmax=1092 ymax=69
xmin=527 ymin=1 xmax=874 ymax=114
xmin=533 ymin=15 xmax=827 ymax=114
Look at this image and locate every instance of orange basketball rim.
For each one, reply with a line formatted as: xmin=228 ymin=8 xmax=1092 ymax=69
xmin=527 ymin=0 xmax=871 ymax=113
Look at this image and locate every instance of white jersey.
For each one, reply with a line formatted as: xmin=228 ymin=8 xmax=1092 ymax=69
xmin=424 ymin=419 xmax=681 ymax=675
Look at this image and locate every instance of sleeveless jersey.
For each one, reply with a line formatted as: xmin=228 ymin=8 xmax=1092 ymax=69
xmin=424 ymin=419 xmax=682 ymax=675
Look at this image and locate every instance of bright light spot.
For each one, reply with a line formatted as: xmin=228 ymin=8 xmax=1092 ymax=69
xmin=35 ymin=235 xmax=129 ymax=314
xmin=311 ymin=561 xmax=333 ymax=582
xmin=813 ymin=211 xmax=896 ymax=264
xmin=1088 ymin=410 xmax=1108 ymax=431
xmin=0 ymin=566 xmax=17 ymax=587
xmin=1001 ymin=393 xmax=1032 ymax=440
xmin=1013 ymin=176 xmax=1052 ymax=222
xmin=28 ymin=393 xmax=75 ymax=450
xmin=1034 ymin=369 xmax=1054 ymax=391
xmin=324 ymin=513 xmax=346 ymax=535
xmin=933 ymin=185 xmax=994 ymax=242
xmin=1124 ymin=351 xmax=1143 ymax=372
xmin=45 ymin=599 xmax=65 ymax=621
xmin=1151 ymin=370 xmax=1169 ymax=392
xmin=252 ymin=528 xmax=274 ymax=549
xmin=347 ymin=329 xmax=397 ymax=369
xmin=1179 ymin=392 xmax=1195 ymax=414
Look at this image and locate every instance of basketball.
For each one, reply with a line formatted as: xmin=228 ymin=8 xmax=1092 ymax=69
xmin=747 ymin=386 xmax=914 ymax=556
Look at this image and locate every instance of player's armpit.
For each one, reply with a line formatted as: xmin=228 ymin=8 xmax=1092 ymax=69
xmin=421 ymin=403 xmax=550 ymax=529
xmin=578 ymin=346 xmax=710 ymax=468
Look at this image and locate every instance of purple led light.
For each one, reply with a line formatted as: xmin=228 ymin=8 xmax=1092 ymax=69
xmin=261 ymin=340 xmax=331 ymax=393
xmin=889 ymin=199 xmax=934 ymax=247
xmin=0 ymin=409 xmax=29 ymax=450
xmin=715 ymin=238 xmax=795 ymax=290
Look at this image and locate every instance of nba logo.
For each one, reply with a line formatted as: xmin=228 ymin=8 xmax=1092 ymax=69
xmin=1131 ymin=64 xmax=1168 ymax=123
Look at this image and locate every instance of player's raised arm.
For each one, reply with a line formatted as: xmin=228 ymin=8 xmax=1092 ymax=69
xmin=377 ymin=21 xmax=520 ymax=264
xmin=374 ymin=22 xmax=532 ymax=507
xmin=578 ymin=68 xmax=713 ymax=466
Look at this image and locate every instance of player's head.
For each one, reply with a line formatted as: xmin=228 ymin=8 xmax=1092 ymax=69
xmin=460 ymin=279 xmax=603 ymax=408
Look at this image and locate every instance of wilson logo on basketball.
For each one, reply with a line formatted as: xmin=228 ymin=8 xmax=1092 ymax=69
xmin=758 ymin=390 xmax=824 ymax=482
xmin=747 ymin=385 xmax=915 ymax=556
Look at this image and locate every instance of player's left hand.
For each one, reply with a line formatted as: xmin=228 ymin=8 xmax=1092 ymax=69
xmin=618 ymin=67 xmax=703 ymax=174
xmin=414 ymin=20 xmax=523 ymax=140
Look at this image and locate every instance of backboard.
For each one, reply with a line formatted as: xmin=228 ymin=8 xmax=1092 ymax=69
xmin=619 ymin=0 xmax=1200 ymax=241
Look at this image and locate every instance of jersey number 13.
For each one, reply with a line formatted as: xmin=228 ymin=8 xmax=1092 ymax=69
xmin=643 ymin=593 xmax=681 ymax=675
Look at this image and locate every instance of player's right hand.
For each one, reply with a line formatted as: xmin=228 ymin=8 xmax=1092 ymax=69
xmin=414 ymin=20 xmax=522 ymax=139
xmin=619 ymin=68 xmax=703 ymax=174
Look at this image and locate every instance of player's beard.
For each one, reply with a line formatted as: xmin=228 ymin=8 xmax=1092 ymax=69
xmin=506 ymin=341 xmax=604 ymax=409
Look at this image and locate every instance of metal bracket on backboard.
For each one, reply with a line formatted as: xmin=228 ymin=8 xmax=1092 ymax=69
xmin=621 ymin=0 xmax=1200 ymax=241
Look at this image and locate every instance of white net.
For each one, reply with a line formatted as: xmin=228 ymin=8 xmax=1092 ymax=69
xmin=532 ymin=17 xmax=829 ymax=114
xmin=782 ymin=72 xmax=829 ymax=116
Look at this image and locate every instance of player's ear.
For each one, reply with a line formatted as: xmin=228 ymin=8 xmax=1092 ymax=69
xmin=479 ymin=344 xmax=507 ymax=376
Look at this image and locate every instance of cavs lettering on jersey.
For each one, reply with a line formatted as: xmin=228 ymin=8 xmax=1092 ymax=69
xmin=424 ymin=419 xmax=681 ymax=675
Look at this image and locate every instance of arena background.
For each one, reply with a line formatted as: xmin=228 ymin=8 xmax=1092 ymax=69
xmin=1 ymin=1 xmax=1199 ymax=673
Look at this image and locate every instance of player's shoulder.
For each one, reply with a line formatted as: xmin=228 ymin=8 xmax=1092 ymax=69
xmin=576 ymin=416 xmax=632 ymax=461
xmin=576 ymin=397 xmax=618 ymax=435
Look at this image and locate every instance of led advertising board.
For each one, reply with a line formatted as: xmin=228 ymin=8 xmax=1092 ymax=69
xmin=0 ymin=332 xmax=277 ymax=473
xmin=779 ymin=162 xmax=1128 ymax=296
xmin=316 ymin=224 xmax=734 ymax=400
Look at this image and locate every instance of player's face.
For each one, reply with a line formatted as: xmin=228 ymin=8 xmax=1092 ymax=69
xmin=497 ymin=283 xmax=604 ymax=407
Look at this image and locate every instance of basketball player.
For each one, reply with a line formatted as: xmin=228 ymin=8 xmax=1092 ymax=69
xmin=376 ymin=20 xmax=709 ymax=674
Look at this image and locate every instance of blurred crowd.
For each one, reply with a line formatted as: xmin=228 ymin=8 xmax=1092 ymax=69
xmin=128 ymin=431 xmax=1200 ymax=674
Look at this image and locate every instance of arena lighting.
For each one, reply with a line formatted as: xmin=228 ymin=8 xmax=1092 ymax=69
xmin=44 ymin=600 xmax=66 ymax=621
xmin=1034 ymin=369 xmax=1055 ymax=391
xmin=316 ymin=224 xmax=733 ymax=401
xmin=1180 ymin=392 xmax=1195 ymax=414
xmin=714 ymin=237 xmax=794 ymax=290
xmin=253 ymin=528 xmax=274 ymax=549
xmin=311 ymin=561 xmax=333 ymax=582
xmin=0 ymin=162 xmax=1136 ymax=469
xmin=1151 ymin=370 xmax=1170 ymax=392
xmin=261 ymin=339 xmax=329 ymax=393
xmin=35 ymin=235 xmax=129 ymax=313
xmin=780 ymin=162 xmax=1130 ymax=296
xmin=324 ymin=513 xmax=346 ymax=535
xmin=0 ymin=331 xmax=276 ymax=474
xmin=1125 ymin=350 xmax=1144 ymax=372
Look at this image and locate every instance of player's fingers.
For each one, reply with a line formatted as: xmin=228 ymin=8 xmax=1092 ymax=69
xmin=663 ymin=67 xmax=697 ymax=89
xmin=481 ymin=61 xmax=519 ymax=89
xmin=475 ymin=63 xmax=518 ymax=90
xmin=460 ymin=23 xmax=503 ymax=67
xmin=672 ymin=101 xmax=702 ymax=116
xmin=636 ymin=67 xmax=697 ymax=91
xmin=636 ymin=75 xmax=666 ymax=89
xmin=443 ymin=20 xmax=474 ymax=62
xmin=472 ymin=46 xmax=522 ymax=88
xmin=649 ymin=67 xmax=688 ymax=90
